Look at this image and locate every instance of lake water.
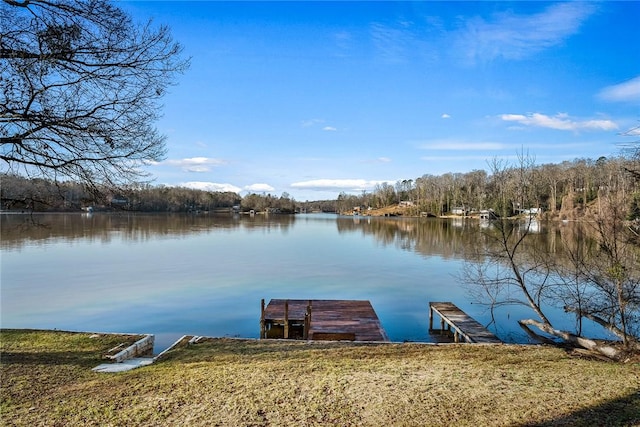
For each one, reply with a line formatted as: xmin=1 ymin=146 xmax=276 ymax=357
xmin=1 ymin=212 xmax=609 ymax=352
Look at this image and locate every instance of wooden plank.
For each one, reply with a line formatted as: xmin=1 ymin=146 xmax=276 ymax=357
xmin=312 ymin=332 xmax=356 ymax=341
xmin=263 ymin=299 xmax=388 ymax=342
xmin=429 ymin=302 xmax=501 ymax=344
xmin=262 ymin=299 xmax=308 ymax=322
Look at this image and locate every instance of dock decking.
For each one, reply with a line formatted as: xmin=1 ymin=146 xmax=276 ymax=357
xmin=429 ymin=302 xmax=502 ymax=343
xmin=261 ymin=299 xmax=389 ymax=342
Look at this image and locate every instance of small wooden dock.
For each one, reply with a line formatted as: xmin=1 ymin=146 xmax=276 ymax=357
xmin=261 ymin=299 xmax=389 ymax=342
xmin=429 ymin=302 xmax=501 ymax=343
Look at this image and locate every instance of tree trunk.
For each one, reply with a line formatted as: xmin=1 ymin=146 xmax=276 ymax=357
xmin=518 ymin=318 xmax=621 ymax=360
xmin=563 ymin=306 xmax=636 ymax=346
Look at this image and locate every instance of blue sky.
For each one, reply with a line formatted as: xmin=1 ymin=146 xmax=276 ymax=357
xmin=121 ymin=1 xmax=640 ymax=201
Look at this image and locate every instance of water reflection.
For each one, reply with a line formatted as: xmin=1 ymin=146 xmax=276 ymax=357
xmin=0 ymin=212 xmax=295 ymax=250
xmin=0 ymin=212 xmax=609 ymax=350
xmin=1 ymin=213 xmax=553 ymax=260
xmin=336 ymin=216 xmax=554 ymax=261
xmin=334 ymin=215 xmax=585 ymax=268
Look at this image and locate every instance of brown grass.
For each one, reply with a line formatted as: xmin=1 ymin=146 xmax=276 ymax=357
xmin=2 ymin=330 xmax=639 ymax=426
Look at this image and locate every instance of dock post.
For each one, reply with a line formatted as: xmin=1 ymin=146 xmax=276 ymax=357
xmin=440 ymin=317 xmax=445 ymax=335
xmin=284 ymin=300 xmax=289 ymax=339
xmin=260 ymin=299 xmax=265 ymax=339
xmin=304 ymin=300 xmax=312 ymax=340
xmin=429 ymin=305 xmax=433 ymax=331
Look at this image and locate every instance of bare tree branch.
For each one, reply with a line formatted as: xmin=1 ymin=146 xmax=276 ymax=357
xmin=1 ymin=0 xmax=189 ymax=191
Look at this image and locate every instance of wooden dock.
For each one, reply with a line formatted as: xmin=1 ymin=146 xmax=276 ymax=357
xmin=429 ymin=302 xmax=501 ymax=343
xmin=261 ymin=299 xmax=389 ymax=342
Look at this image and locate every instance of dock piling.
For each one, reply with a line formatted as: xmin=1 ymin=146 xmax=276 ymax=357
xmin=429 ymin=305 xmax=433 ymax=330
xmin=303 ymin=300 xmax=312 ymax=340
xmin=260 ymin=298 xmax=266 ymax=339
xmin=284 ymin=300 xmax=289 ymax=339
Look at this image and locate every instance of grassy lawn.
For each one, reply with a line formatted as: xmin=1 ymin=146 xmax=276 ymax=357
xmin=1 ymin=329 xmax=639 ymax=426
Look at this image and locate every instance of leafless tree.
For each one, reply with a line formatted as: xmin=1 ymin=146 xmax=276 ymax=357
xmin=464 ymin=156 xmax=639 ymax=360
xmin=1 ymin=0 xmax=189 ymax=195
xmin=618 ymin=123 xmax=640 ymax=180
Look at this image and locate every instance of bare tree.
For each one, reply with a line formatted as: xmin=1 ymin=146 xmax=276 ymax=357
xmin=486 ymin=157 xmax=512 ymax=217
xmin=619 ymin=123 xmax=640 ymax=180
xmin=464 ymin=155 xmax=639 ymax=360
xmin=1 ymin=0 xmax=189 ymax=195
xmin=464 ymin=215 xmax=635 ymax=359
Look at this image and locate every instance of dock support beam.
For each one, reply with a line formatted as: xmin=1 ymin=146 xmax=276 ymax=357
xmin=260 ymin=298 xmax=265 ymax=339
xmin=304 ymin=300 xmax=312 ymax=340
xmin=429 ymin=305 xmax=433 ymax=330
xmin=284 ymin=300 xmax=289 ymax=339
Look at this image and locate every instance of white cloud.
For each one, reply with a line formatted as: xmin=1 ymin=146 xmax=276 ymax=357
xmin=418 ymin=139 xmax=504 ymax=151
xmin=441 ymin=113 xmax=451 ymax=119
xmin=598 ymin=76 xmax=640 ymax=103
xmin=301 ymin=118 xmax=324 ymax=127
xmin=456 ymin=2 xmax=596 ymax=63
xmin=500 ymin=113 xmax=618 ymax=131
xmin=361 ymin=157 xmax=392 ymax=164
xmin=165 ymin=157 xmax=226 ymax=172
xmin=291 ymin=179 xmax=392 ymax=192
xmin=245 ymin=183 xmax=275 ymax=193
xmin=420 ymin=155 xmax=501 ymax=162
xmin=302 ymin=119 xmax=338 ymax=131
xmin=179 ymin=181 xmax=241 ymax=193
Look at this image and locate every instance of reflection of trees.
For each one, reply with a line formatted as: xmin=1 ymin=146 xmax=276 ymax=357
xmin=6 ymin=213 xmax=602 ymax=269
xmin=0 ymin=213 xmax=295 ymax=249
xmin=336 ymin=217 xmax=563 ymax=261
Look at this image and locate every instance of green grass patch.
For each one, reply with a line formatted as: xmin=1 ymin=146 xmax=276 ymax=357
xmin=2 ymin=330 xmax=639 ymax=426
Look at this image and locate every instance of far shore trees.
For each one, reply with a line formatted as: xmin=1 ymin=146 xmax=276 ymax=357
xmin=336 ymin=155 xmax=640 ymax=223
xmin=1 ymin=0 xmax=189 ymax=202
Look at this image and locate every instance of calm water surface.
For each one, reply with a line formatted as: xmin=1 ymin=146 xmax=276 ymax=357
xmin=1 ymin=213 xmax=606 ymax=351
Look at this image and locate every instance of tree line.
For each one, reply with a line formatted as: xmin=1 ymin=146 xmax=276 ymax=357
xmin=336 ymin=155 xmax=640 ymax=221
xmin=4 ymin=154 xmax=639 ymax=222
xmin=0 ymin=174 xmax=300 ymax=213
